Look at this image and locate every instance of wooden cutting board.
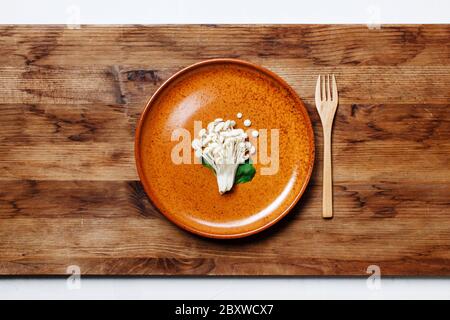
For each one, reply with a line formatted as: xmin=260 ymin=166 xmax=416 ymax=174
xmin=0 ymin=25 xmax=449 ymax=276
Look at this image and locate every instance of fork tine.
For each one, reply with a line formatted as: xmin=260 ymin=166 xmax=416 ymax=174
xmin=326 ymin=74 xmax=331 ymax=101
xmin=321 ymin=75 xmax=326 ymax=101
xmin=315 ymin=75 xmax=322 ymax=108
xmin=332 ymin=74 xmax=338 ymax=103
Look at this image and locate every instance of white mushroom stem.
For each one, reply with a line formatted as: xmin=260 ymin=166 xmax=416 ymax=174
xmin=215 ymin=163 xmax=239 ymax=194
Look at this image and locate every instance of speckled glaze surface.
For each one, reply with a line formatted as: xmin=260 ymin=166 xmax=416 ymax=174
xmin=135 ymin=59 xmax=314 ymax=239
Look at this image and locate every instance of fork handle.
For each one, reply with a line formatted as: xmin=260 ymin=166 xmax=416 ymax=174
xmin=322 ymin=127 xmax=333 ymax=218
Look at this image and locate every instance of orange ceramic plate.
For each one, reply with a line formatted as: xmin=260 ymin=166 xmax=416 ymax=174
xmin=135 ymin=59 xmax=314 ymax=239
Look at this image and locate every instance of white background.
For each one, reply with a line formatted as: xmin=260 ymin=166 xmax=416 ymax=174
xmin=1 ymin=0 xmax=450 ymax=300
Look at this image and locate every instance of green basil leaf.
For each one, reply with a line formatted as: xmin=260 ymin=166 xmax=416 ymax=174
xmin=234 ymin=161 xmax=256 ymax=184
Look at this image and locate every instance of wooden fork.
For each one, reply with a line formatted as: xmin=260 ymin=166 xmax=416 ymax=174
xmin=315 ymin=75 xmax=339 ymax=219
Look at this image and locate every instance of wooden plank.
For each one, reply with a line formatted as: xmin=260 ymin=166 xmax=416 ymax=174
xmin=0 ymin=104 xmax=137 ymax=180
xmin=1 ymin=104 xmax=448 ymax=182
xmin=1 ymin=256 xmax=450 ymax=276
xmin=0 ymin=25 xmax=449 ymax=275
xmin=1 ymin=25 xmax=449 ymax=67
xmin=0 ymin=65 xmax=449 ymax=105
xmin=0 ymin=180 xmax=449 ymax=275
xmin=1 ymin=180 xmax=448 ymax=220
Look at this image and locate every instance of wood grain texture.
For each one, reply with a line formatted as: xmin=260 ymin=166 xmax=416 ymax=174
xmin=0 ymin=25 xmax=449 ymax=275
